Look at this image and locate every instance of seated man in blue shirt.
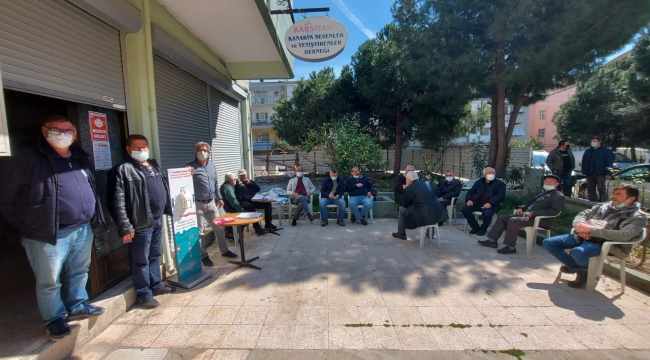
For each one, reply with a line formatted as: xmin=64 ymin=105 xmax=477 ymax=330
xmin=344 ymin=166 xmax=374 ymax=226
xmin=319 ymin=167 xmax=346 ymax=227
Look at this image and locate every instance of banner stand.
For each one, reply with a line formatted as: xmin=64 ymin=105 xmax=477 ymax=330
xmin=167 ymin=269 xmax=213 ymax=289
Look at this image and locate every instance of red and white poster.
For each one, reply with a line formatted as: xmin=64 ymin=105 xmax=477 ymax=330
xmin=89 ymin=111 xmax=109 ymax=142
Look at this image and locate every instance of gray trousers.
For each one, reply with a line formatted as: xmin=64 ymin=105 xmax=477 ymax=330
xmin=397 ymin=207 xmax=407 ymax=235
xmin=586 ymin=175 xmax=607 ymax=202
xmin=196 ymin=200 xmax=229 ymax=258
xmin=486 ymin=214 xmax=531 ymax=246
xmin=291 ymin=195 xmax=311 ymax=219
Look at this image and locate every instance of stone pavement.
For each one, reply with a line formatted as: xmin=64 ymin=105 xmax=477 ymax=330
xmin=71 ymin=219 xmax=650 ymax=359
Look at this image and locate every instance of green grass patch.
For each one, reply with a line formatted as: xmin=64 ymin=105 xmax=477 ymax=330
xmin=425 ymin=324 xmax=444 ymax=328
xmin=401 ymin=324 xmax=410 ymax=327
xmin=449 ymin=323 xmax=472 ymax=329
xmin=345 ymin=323 xmax=372 ymax=328
xmin=383 ymin=324 xmax=392 ymax=327
xmin=520 ymin=332 xmax=528 ymax=338
xmin=500 ymin=349 xmax=525 ymax=359
xmin=480 ymin=349 xmax=488 ymax=354
xmin=489 ymin=324 xmax=504 ymax=328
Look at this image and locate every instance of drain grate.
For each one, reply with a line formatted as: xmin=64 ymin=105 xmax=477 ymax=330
xmin=106 ymin=349 xmax=168 ymax=360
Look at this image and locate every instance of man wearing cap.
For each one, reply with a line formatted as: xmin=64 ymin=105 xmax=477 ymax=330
xmin=220 ymin=173 xmax=265 ymax=236
xmin=235 ymin=169 xmax=277 ymax=231
xmin=582 ymin=136 xmax=614 ymax=202
xmin=478 ymin=174 xmax=565 ymax=254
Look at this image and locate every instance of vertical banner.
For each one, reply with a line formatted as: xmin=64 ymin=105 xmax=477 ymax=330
xmin=167 ymin=168 xmax=202 ymax=282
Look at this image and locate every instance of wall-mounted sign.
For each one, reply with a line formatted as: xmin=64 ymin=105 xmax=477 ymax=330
xmin=284 ymin=17 xmax=348 ymax=62
xmin=89 ymin=111 xmax=109 ymax=142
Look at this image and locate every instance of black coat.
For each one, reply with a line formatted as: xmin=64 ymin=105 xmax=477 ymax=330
xmin=517 ymin=189 xmax=566 ymax=228
xmin=0 ymin=141 xmax=105 ymax=245
xmin=402 ymin=180 xmax=448 ymax=229
xmin=436 ymin=178 xmax=462 ymax=201
xmin=321 ymin=177 xmax=345 ymax=198
xmin=394 ymin=174 xmax=407 ymax=205
xmin=107 ymin=157 xmax=172 ymax=237
xmin=234 ymin=179 xmax=260 ymax=203
xmin=465 ymin=178 xmax=506 ymax=209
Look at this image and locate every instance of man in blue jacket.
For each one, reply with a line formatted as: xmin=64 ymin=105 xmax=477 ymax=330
xmin=345 ymin=165 xmax=374 ymax=226
xmin=582 ymin=136 xmax=614 ymax=202
xmin=462 ymin=167 xmax=506 ymax=235
xmin=319 ymin=167 xmax=346 ymax=226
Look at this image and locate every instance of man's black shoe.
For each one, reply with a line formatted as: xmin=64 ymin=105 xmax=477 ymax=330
xmin=291 ymin=218 xmax=297 ymax=226
xmin=438 ymin=221 xmax=444 ymax=226
xmin=138 ymin=296 xmax=159 ymax=308
xmin=469 ymin=229 xmax=479 ymax=234
xmin=476 ymin=229 xmax=487 ymax=236
xmin=337 ymin=220 xmax=345 ymax=226
xmin=201 ymin=257 xmax=214 ymax=267
xmin=360 ymin=218 xmax=368 ymax=226
xmin=221 ymin=251 xmax=238 ymax=258
xmin=255 ymin=228 xmax=266 ymax=236
xmin=308 ymin=214 xmax=314 ymax=222
xmin=153 ymin=286 xmax=176 ymax=296
xmin=46 ymin=317 xmax=71 ymax=341
xmin=477 ymin=239 xmax=498 ymax=248
xmin=560 ymin=265 xmax=575 ymax=274
xmin=321 ymin=220 xmax=328 ymax=226
xmin=67 ymin=303 xmax=105 ymax=321
xmin=351 ymin=215 xmax=356 ymax=223
xmin=225 ymin=232 xmax=234 ymax=240
xmin=265 ymin=223 xmax=277 ymax=230
xmin=568 ymin=268 xmax=588 ymax=288
xmin=392 ymin=232 xmax=407 ymax=240
xmin=496 ymin=246 xmax=517 ymax=254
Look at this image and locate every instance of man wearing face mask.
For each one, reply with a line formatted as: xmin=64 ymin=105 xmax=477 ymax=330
xmin=319 ymin=167 xmax=346 ymax=226
xmin=542 ymin=184 xmax=646 ymax=289
xmin=478 ymin=174 xmax=565 ymax=254
xmin=581 ymin=136 xmax=614 ymax=202
xmin=234 ymin=169 xmax=277 ymax=232
xmin=186 ymin=142 xmax=238 ymax=267
xmin=286 ymin=165 xmax=316 ymax=226
xmin=462 ymin=167 xmax=506 ymax=236
xmin=220 ymin=172 xmax=267 ymax=236
xmin=345 ymin=165 xmax=375 ymax=226
xmin=546 ymin=140 xmax=575 ymax=197
xmin=107 ymin=134 xmax=176 ymax=309
xmin=0 ymin=115 xmax=105 ymax=340
xmin=436 ymin=170 xmax=462 ymax=226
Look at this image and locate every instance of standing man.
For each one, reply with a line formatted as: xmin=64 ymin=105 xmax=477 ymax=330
xmin=462 ymin=167 xmax=506 ymax=236
xmin=319 ymin=167 xmax=346 ymax=226
xmin=345 ymin=165 xmax=374 ymax=226
xmin=581 ymin=136 xmax=614 ymax=202
xmin=286 ymin=165 xmax=316 ymax=226
xmin=0 ymin=115 xmax=105 ymax=340
xmin=392 ymin=171 xmax=447 ymax=240
xmin=107 ymin=134 xmax=176 ymax=309
xmin=186 ymin=142 xmax=237 ymax=268
xmin=394 ymin=165 xmax=415 ymax=206
xmin=546 ymin=139 xmax=575 ymax=197
xmin=235 ymin=169 xmax=277 ymax=231
xmin=436 ymin=169 xmax=463 ymax=225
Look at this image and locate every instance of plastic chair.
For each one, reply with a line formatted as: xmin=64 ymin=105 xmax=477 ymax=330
xmin=446 ymin=197 xmax=457 ymax=224
xmin=288 ymin=193 xmax=314 ymax=219
xmin=419 ymin=224 xmax=440 ymax=249
xmin=519 ymin=210 xmax=560 ymax=255
xmin=464 ymin=211 xmax=497 ymax=231
xmin=348 ymin=198 xmax=374 ymax=223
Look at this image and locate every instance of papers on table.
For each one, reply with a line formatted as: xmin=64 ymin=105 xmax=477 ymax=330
xmin=252 ymin=194 xmax=266 ymax=201
xmin=236 ymin=212 xmax=263 ymax=219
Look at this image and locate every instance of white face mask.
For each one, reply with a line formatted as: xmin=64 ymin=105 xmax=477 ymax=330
xmin=353 ymin=175 xmax=360 ymax=179
xmin=330 ymin=176 xmax=337 ymax=181
xmin=47 ymin=133 xmax=74 ymax=149
xmin=131 ymin=150 xmax=149 ymax=162
xmin=486 ymin=174 xmax=495 ymax=181
xmin=543 ymin=184 xmax=556 ymax=191
xmin=296 ymin=171 xmax=303 ymax=178
xmin=446 ymin=176 xmax=454 ymax=182
xmin=591 ymin=141 xmax=598 ymax=148
xmin=197 ymin=151 xmax=208 ymax=161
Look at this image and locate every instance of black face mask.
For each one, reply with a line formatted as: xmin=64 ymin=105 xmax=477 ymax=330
xmin=565 ymin=145 xmax=570 ymax=150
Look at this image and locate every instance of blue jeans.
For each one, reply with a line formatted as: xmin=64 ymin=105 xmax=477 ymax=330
xmin=319 ymin=197 xmax=346 ymax=220
xmin=349 ymin=196 xmax=373 ymax=220
xmin=22 ymin=222 xmax=93 ymax=325
xmin=131 ymin=217 xmax=164 ymax=300
xmin=542 ymin=233 xmax=602 ymax=270
xmin=554 ymin=171 xmax=573 ymax=197
xmin=462 ymin=204 xmax=499 ymax=231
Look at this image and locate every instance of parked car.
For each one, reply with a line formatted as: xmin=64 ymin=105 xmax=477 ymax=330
xmin=573 ymin=150 xmax=637 ymax=177
xmin=574 ymin=164 xmax=650 ymax=207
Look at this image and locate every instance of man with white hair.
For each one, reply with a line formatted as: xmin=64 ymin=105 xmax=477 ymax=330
xmin=394 ymin=165 xmax=415 ymax=206
xmin=221 ymin=173 xmax=265 ymax=236
xmin=462 ymin=167 xmax=506 ymax=236
xmin=392 ymin=171 xmax=447 ymax=240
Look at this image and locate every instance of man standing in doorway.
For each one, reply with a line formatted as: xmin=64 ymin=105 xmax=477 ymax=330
xmin=186 ymin=142 xmax=238 ymax=268
xmin=581 ymin=136 xmax=614 ymax=202
xmin=108 ymin=134 xmax=176 ymax=309
xmin=546 ymin=139 xmax=575 ymax=197
xmin=0 ymin=115 xmax=105 ymax=340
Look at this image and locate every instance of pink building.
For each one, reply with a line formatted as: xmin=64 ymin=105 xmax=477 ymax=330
xmin=528 ymin=87 xmax=576 ymax=151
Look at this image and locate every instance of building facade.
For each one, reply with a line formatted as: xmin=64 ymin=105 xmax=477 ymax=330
xmin=450 ymin=99 xmax=530 ymax=145
xmin=527 ymin=87 xmax=577 ymax=151
xmin=250 ymin=80 xmax=298 ymax=152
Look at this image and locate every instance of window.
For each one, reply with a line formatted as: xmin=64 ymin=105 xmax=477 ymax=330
xmin=255 ymin=112 xmax=269 ymax=121
xmin=615 ymin=165 xmax=650 ymax=181
xmin=614 ymin=153 xmax=633 ymax=162
xmin=539 ymin=110 xmax=546 ymax=120
xmin=537 ymin=129 xmax=545 ymax=137
xmin=480 ymin=128 xmax=490 ymax=136
xmin=256 ymin=133 xmax=270 ymax=142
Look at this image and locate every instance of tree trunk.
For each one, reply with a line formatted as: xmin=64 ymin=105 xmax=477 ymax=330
xmin=495 ymin=84 xmax=507 ymax=175
xmin=505 ymin=84 xmax=528 ymax=143
xmin=393 ymin=117 xmax=404 ymax=176
xmin=631 ymin=143 xmax=637 ymax=162
xmin=488 ymin=87 xmax=498 ymax=167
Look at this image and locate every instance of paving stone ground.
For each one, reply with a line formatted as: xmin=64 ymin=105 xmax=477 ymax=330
xmin=70 ymin=218 xmax=650 ymax=359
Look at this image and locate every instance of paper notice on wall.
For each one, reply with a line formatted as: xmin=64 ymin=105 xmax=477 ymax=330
xmin=92 ymin=141 xmax=112 ymax=170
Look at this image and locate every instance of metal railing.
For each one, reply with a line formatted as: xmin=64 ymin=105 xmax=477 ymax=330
xmin=252 ymin=120 xmax=272 ymax=126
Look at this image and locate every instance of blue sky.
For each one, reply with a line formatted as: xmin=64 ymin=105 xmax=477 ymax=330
xmin=289 ymin=0 xmax=394 ymax=79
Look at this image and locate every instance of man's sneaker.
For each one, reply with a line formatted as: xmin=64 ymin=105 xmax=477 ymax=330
xmin=392 ymin=232 xmax=407 ymax=240
xmin=291 ymin=219 xmax=297 ymax=226
xmin=321 ymin=220 xmax=328 ymax=226
xmin=360 ymin=218 xmax=368 ymax=226
xmin=477 ymin=239 xmax=498 ymax=248
xmin=201 ymin=257 xmax=214 ymax=267
xmin=46 ymin=317 xmax=71 ymax=341
xmin=308 ymin=214 xmax=314 ymax=222
xmin=153 ymin=286 xmax=176 ymax=296
xmin=138 ymin=296 xmax=160 ymax=308
xmin=568 ymin=268 xmax=588 ymax=288
xmin=560 ymin=265 xmax=575 ymax=274
xmin=469 ymin=229 xmax=479 ymax=234
xmin=337 ymin=220 xmax=345 ymax=226
xmin=496 ymin=246 xmax=517 ymax=255
xmin=67 ymin=303 xmax=105 ymax=321
xmin=221 ymin=251 xmax=238 ymax=258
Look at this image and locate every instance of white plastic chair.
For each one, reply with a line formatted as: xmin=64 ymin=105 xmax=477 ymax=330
xmin=464 ymin=211 xmax=497 ymax=231
xmin=446 ymin=197 xmax=457 ymax=225
xmin=288 ymin=193 xmax=314 ymax=219
xmin=268 ymin=188 xmax=287 ymax=226
xmin=419 ymin=224 xmax=441 ymax=249
xmin=516 ymin=210 xmax=561 ymax=255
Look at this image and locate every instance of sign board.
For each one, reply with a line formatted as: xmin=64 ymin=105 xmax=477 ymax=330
xmin=166 ymin=168 xmax=212 ymax=288
xmin=0 ymin=64 xmax=11 ymax=156
xmin=92 ymin=141 xmax=112 ymax=170
xmin=89 ymin=111 xmax=109 ymax=142
xmin=284 ymin=17 xmax=348 ymax=62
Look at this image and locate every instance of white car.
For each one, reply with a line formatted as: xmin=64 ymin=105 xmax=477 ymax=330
xmin=573 ymin=150 xmax=637 ymax=177
xmin=574 ymin=164 xmax=650 ymax=207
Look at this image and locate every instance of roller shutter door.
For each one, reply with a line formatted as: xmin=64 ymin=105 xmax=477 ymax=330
xmin=154 ymin=56 xmax=210 ymax=170
xmin=210 ymin=87 xmax=243 ymax=180
xmin=0 ymin=0 xmax=126 ymax=109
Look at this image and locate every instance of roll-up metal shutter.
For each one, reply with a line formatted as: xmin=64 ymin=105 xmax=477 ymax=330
xmin=210 ymin=87 xmax=243 ymax=179
xmin=0 ymin=0 xmax=126 ymax=109
xmin=154 ymin=56 xmax=210 ymax=170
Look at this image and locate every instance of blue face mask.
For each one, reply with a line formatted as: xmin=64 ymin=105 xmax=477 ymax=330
xmin=615 ymin=200 xmax=630 ymax=209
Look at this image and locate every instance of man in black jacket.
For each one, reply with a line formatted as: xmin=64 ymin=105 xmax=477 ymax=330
xmin=107 ymin=134 xmax=175 ymax=309
xmin=319 ymin=167 xmax=346 ymax=226
xmin=436 ymin=169 xmax=462 ymax=226
xmin=392 ymin=171 xmax=447 ymax=240
xmin=235 ymin=169 xmax=276 ymax=233
xmin=479 ymin=174 xmax=565 ymax=254
xmin=394 ymin=164 xmax=414 ymax=206
xmin=462 ymin=167 xmax=506 ymax=236
xmin=0 ymin=116 xmax=105 ymax=340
